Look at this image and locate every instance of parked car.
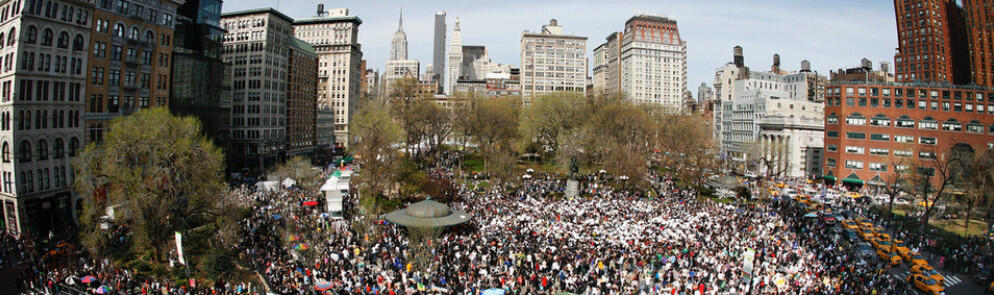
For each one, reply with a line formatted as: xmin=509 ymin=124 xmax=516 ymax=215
xmin=857 ymin=243 xmax=874 ymax=259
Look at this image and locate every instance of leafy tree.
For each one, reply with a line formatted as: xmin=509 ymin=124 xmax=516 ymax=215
xmin=958 ymin=149 xmax=993 ymax=235
xmin=463 ymin=97 xmax=520 ymax=175
xmin=519 ymin=93 xmax=587 ymax=160
xmin=350 ymin=100 xmax=403 ymax=200
xmin=74 ymin=108 xmax=226 ymax=262
xmin=273 ymin=156 xmax=318 ymax=194
xmin=655 ymin=113 xmax=718 ymax=196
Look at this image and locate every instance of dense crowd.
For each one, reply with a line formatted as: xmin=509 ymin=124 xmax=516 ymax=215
xmin=2 ymin=164 xmax=990 ymax=294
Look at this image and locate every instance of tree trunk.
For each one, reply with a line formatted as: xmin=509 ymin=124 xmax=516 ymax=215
xmin=964 ymin=194 xmax=974 ymax=236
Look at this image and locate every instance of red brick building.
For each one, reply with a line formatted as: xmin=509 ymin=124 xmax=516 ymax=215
xmin=963 ymin=0 xmax=994 ymax=87
xmin=823 ymin=80 xmax=994 ymax=186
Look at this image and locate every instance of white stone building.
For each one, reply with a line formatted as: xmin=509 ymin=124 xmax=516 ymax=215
xmin=591 ymin=14 xmax=687 ymax=111
xmin=293 ymin=6 xmax=363 ymax=148
xmin=0 ymin=0 xmax=90 ymax=235
xmin=444 ymin=17 xmax=461 ymax=95
xmin=520 ymin=19 xmax=586 ymax=105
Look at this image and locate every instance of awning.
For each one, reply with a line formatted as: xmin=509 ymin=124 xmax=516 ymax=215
xmin=822 ymin=175 xmax=837 ymax=181
xmin=842 ymin=178 xmax=864 ymax=185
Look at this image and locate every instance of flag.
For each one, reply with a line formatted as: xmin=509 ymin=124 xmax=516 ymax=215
xmin=175 ymin=232 xmax=185 ymax=265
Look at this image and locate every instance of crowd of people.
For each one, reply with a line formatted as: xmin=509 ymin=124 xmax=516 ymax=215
xmin=2 ymin=161 xmax=990 ymax=294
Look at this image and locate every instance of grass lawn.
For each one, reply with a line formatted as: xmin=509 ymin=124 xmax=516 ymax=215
xmin=932 ymin=219 xmax=989 ymax=237
xmin=463 ymin=154 xmax=485 ymax=172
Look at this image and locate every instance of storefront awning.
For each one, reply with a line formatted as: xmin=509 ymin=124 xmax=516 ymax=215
xmin=822 ymin=175 xmax=837 ymax=181
xmin=842 ymin=178 xmax=864 ymax=185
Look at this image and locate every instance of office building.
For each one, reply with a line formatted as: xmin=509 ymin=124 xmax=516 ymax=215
xmin=592 ymin=14 xmax=688 ymax=111
xmin=86 ymin=0 xmax=184 ymax=142
xmin=293 ymin=5 xmax=362 ymax=148
xmin=286 ymin=38 xmax=317 ymax=157
xmin=520 ymin=19 xmax=586 ymax=105
xmin=0 ymin=0 xmax=90 ymax=236
xmin=893 ymin=0 xmax=970 ymax=84
xmin=220 ymin=8 xmax=294 ymax=170
xmin=384 ymin=10 xmax=418 ymax=94
xmin=432 ymin=11 xmax=445 ymax=87
xmin=170 ymin=0 xmax=229 ymax=158
xmin=444 ymin=17 xmax=461 ymax=95
xmin=963 ymin=0 xmax=993 ymax=87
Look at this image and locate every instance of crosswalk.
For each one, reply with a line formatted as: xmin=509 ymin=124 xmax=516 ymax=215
xmin=899 ymin=270 xmax=963 ymax=287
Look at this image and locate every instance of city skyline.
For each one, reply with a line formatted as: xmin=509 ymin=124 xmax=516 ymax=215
xmin=223 ymin=0 xmax=898 ymax=93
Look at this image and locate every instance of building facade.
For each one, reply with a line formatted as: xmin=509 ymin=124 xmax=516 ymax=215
xmin=963 ymin=0 xmax=993 ymax=87
xmin=286 ymin=38 xmax=316 ymax=157
xmin=383 ymin=10 xmax=417 ymax=94
xmin=893 ymin=0 xmax=970 ymax=84
xmin=0 ymin=0 xmax=90 ymax=236
xmin=594 ymin=14 xmax=688 ymax=111
xmin=86 ymin=0 xmax=183 ymax=143
xmin=171 ymin=0 xmax=229 ymax=159
xmin=444 ymin=17 xmax=460 ymax=95
xmin=293 ymin=5 xmax=362 ymax=148
xmin=220 ymin=8 xmax=294 ymax=170
xmin=823 ymin=81 xmax=994 ymax=186
xmin=520 ymin=19 xmax=586 ymax=105
xmin=432 ymin=10 xmax=444 ymax=86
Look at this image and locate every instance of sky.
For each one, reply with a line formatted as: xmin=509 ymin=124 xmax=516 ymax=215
xmin=223 ymin=0 xmax=898 ymax=96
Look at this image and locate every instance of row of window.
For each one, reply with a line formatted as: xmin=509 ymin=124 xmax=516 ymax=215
xmin=5 ymin=165 xmax=72 ymax=194
xmin=830 ymin=86 xmax=991 ymax=101
xmin=26 ymin=0 xmax=90 ymax=26
xmin=830 ymin=114 xmax=994 ymax=134
xmin=10 ymin=109 xmax=82 ymax=131
xmin=13 ymin=80 xmax=83 ymax=102
xmin=826 ymin=158 xmax=914 ymax=172
xmin=2 ymin=137 xmax=80 ymax=163
xmin=828 ymin=131 xmax=939 ymax=145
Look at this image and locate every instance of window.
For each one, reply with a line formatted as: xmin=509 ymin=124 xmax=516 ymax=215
xmin=1 ymin=142 xmax=8 ymax=162
xmin=826 ymin=144 xmax=838 ymax=152
xmin=870 ymin=133 xmax=890 ymax=141
xmin=57 ymin=31 xmax=68 ymax=48
xmin=69 ymin=137 xmax=79 ymax=157
xmin=36 ymin=139 xmax=47 ymax=160
xmin=895 ymin=150 xmax=912 ymax=157
xmin=846 ymin=146 xmax=865 ymax=154
xmin=896 ymin=116 xmax=915 ymax=128
xmin=942 ymin=119 xmax=961 ymax=132
xmin=845 ymin=113 xmax=866 ymax=126
xmin=25 ymin=25 xmax=36 ymax=43
xmin=53 ymin=138 xmax=64 ymax=159
xmin=919 ymin=137 xmax=937 ymax=145
xmin=845 ymin=160 xmax=863 ymax=169
xmin=73 ymin=34 xmax=84 ymax=51
xmin=870 ymin=114 xmax=890 ymax=126
xmin=870 ymin=148 xmax=889 ymax=156
xmin=918 ymin=100 xmax=927 ymax=109
xmin=966 ymin=120 xmax=984 ymax=134
xmin=19 ymin=140 xmax=29 ymax=162
xmin=41 ymin=28 xmax=52 ymax=46
xmin=895 ymin=135 xmax=914 ymax=143
xmin=144 ymin=31 xmax=154 ymax=43
xmin=826 ymin=113 xmax=839 ymax=125
xmin=827 ymin=131 xmax=839 ymax=138
xmin=869 ymin=163 xmax=887 ymax=172
xmin=918 ymin=117 xmax=938 ymax=130
xmin=128 ymin=27 xmax=138 ymax=40
xmin=918 ymin=151 xmax=936 ymax=159
xmin=114 ymin=23 xmax=125 ymax=38
xmin=846 ymin=132 xmax=866 ymax=140
xmin=826 ymin=158 xmax=836 ymax=167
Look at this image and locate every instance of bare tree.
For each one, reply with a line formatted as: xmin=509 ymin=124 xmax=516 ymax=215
xmin=959 ymin=149 xmax=994 ymax=235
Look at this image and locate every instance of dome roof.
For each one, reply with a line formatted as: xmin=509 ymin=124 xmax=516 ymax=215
xmin=404 ymin=199 xmax=451 ymax=218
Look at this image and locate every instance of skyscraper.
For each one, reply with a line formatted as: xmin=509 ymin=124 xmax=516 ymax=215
xmin=293 ymin=5 xmax=363 ymax=149
xmin=592 ymin=14 xmax=688 ymax=111
xmin=963 ymin=0 xmax=994 ymax=87
xmin=892 ymin=0 xmax=970 ymax=84
xmin=433 ymin=11 xmax=446 ymax=87
xmin=384 ymin=9 xmax=419 ymax=94
xmin=171 ymin=0 xmax=229 ymax=162
xmin=445 ymin=17 xmax=462 ymax=95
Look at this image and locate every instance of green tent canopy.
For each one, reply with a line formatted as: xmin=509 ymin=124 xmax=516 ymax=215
xmin=842 ymin=173 xmax=863 ymax=185
xmin=822 ymin=175 xmax=837 ymax=181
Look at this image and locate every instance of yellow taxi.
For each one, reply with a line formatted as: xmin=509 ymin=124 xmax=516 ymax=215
xmin=876 ymin=248 xmax=902 ymax=265
xmin=857 ymin=220 xmax=874 ymax=231
xmin=908 ymin=272 xmax=944 ymax=295
xmin=871 ymin=239 xmax=892 ymax=251
xmin=911 ymin=264 xmax=945 ymax=286
xmin=908 ymin=252 xmax=929 ymax=267
xmin=893 ymin=240 xmax=912 ymax=259
xmin=859 ymin=228 xmax=876 ymax=240
xmin=876 ymin=233 xmax=892 ymax=243
xmin=841 ymin=220 xmax=859 ymax=230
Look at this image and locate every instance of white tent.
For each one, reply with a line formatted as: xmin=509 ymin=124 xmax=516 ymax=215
xmin=255 ymin=181 xmax=279 ymax=192
xmin=282 ymin=178 xmax=296 ymax=188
